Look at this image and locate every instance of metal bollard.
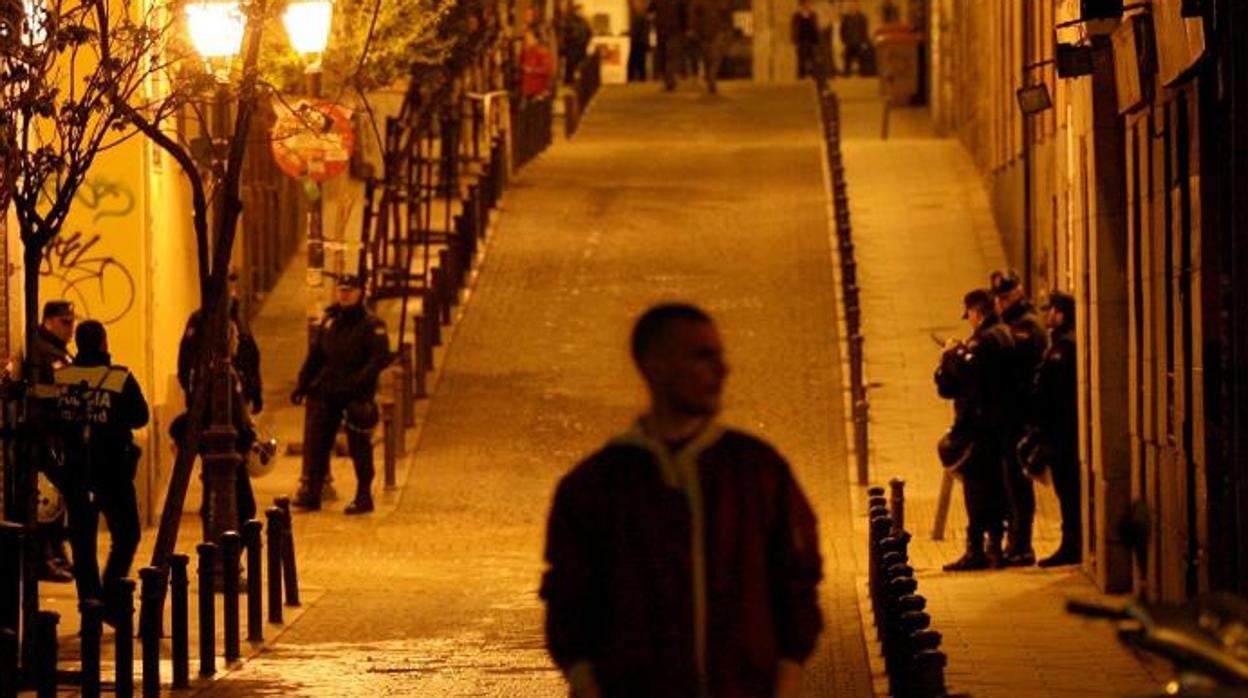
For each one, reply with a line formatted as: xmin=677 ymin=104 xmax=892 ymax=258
xmin=853 ymin=401 xmax=870 ymax=486
xmin=413 ymin=318 xmax=430 ymax=400
xmin=0 ymin=523 xmax=19 ymax=637
xmin=170 ymin=553 xmax=190 ymax=689
xmin=221 ymin=531 xmax=242 ymax=663
xmin=275 ymin=498 xmax=301 ymax=607
xmin=114 ymin=578 xmax=136 ymax=696
xmin=197 ymin=542 xmax=217 ymax=677
xmin=273 ymin=496 xmax=299 ymax=606
xmin=265 ymin=508 xmax=284 ymax=624
xmin=243 ymin=521 xmax=263 ymax=643
xmin=889 ymin=478 xmax=906 ymax=537
xmin=911 ymin=650 xmax=948 ymax=698
xmin=79 ymin=599 xmax=104 ymax=698
xmin=398 ymin=343 xmax=414 ymax=430
xmin=0 ymin=626 xmax=17 ymax=698
xmin=431 ymin=267 xmax=449 ymax=332
xmin=138 ymin=567 xmax=165 ymax=697
xmin=382 ymin=401 xmax=398 ymax=489
xmin=34 ymin=610 xmax=58 ymax=698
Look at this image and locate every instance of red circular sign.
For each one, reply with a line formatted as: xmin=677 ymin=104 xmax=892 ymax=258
xmin=270 ymin=100 xmax=356 ymax=183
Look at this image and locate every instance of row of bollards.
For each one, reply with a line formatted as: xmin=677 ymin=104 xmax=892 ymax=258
xmin=868 ymin=479 xmax=948 ymax=698
xmin=820 ymin=89 xmax=872 ymax=486
xmin=36 ymin=496 xmax=302 ymax=697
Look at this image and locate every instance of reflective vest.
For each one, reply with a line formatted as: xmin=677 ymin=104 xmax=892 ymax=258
xmin=51 ymin=364 xmax=132 ymax=433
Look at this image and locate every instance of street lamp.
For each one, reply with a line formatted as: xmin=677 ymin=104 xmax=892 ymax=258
xmin=185 ymin=1 xmax=246 ymax=60
xmin=185 ymin=0 xmax=246 ymax=567
xmin=283 ymin=0 xmax=333 ymax=56
xmin=282 ymin=0 xmax=334 ymax=346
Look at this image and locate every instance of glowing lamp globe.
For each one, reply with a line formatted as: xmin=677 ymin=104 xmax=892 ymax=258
xmin=283 ymin=0 xmax=333 ymax=55
xmin=185 ymin=1 xmax=246 ymax=58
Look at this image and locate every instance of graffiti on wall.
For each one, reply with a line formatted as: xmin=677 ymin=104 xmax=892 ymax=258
xmin=39 ymin=177 xmax=137 ymax=324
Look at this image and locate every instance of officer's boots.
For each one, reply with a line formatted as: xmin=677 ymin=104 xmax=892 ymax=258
xmin=985 ymin=533 xmax=1005 ymax=569
xmin=292 ymin=481 xmax=322 ymax=511
xmin=1003 ymin=524 xmax=1037 ymax=567
xmin=943 ymin=534 xmax=990 ymax=572
xmin=344 ymin=489 xmax=374 ymax=516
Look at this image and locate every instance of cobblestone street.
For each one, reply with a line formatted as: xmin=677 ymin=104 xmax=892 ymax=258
xmin=203 ymin=82 xmax=872 ymax=696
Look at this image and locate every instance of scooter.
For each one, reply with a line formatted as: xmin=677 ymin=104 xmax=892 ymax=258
xmin=1067 ymin=593 xmax=1248 ymax=697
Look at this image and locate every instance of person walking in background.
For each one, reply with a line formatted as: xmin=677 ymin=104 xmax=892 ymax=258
xmin=839 ymin=1 xmax=870 ymax=76
xmin=654 ymin=0 xmax=689 ymax=90
xmin=990 ymin=269 xmax=1049 ymax=567
xmin=541 ymin=303 xmax=823 ymax=697
xmin=53 ymin=320 xmax=148 ymax=618
xmin=689 ymin=0 xmax=730 ymax=94
xmin=291 ymin=275 xmax=391 ymax=515
xmin=561 ymin=4 xmax=593 ymax=84
xmin=935 ymin=290 xmax=1014 ymax=571
xmin=627 ymin=0 xmax=652 ymax=82
xmin=520 ymin=27 xmax=556 ymax=99
xmin=1025 ymin=291 xmax=1081 ymax=568
xmin=792 ymin=0 xmax=821 ymax=80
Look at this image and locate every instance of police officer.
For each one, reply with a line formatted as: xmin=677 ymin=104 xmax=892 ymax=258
xmin=176 ymin=271 xmax=262 ymax=530
xmin=1031 ymin=291 xmax=1080 ymax=567
xmin=29 ymin=300 xmax=77 ymax=582
xmin=291 ymin=275 xmax=391 ymax=514
xmin=178 ymin=269 xmax=262 ymax=413
xmin=990 ymin=269 xmax=1049 ymax=567
xmin=54 ymin=321 xmax=148 ymax=610
xmin=935 ymin=289 xmax=1014 ymax=571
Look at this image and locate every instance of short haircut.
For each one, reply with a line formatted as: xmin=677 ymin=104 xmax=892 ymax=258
xmin=630 ymin=303 xmax=712 ymax=365
xmin=75 ymin=320 xmax=107 ymax=354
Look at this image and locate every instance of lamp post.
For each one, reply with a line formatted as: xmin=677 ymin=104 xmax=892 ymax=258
xmin=282 ymin=0 xmax=334 ymax=346
xmin=185 ymin=0 xmax=246 ymax=564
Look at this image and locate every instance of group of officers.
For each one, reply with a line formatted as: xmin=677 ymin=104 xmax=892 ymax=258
xmin=24 ymin=272 xmax=390 ymax=618
xmin=935 ymin=269 xmax=1080 ymax=571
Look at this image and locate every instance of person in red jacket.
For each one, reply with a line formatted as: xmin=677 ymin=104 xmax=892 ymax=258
xmin=520 ymin=28 xmax=555 ymax=99
xmin=541 ymin=303 xmax=824 ymax=698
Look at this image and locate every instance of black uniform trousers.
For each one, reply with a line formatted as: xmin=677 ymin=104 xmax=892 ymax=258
xmin=999 ymin=427 xmax=1036 ymax=552
xmin=64 ymin=470 xmax=140 ymax=603
xmin=797 ymin=43 xmax=818 ymax=78
xmin=962 ymin=436 xmax=1005 ymax=547
xmin=302 ymin=394 xmax=375 ymax=499
xmin=1050 ymin=447 xmax=1081 ymax=553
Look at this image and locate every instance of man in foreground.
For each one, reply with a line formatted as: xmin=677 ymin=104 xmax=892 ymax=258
xmin=541 ymin=303 xmax=823 ymax=697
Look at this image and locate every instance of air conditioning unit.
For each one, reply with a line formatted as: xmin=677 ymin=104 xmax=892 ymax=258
xmin=1057 ymin=0 xmax=1125 ymax=23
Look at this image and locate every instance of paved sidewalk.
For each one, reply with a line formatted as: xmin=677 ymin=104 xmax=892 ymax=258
xmin=198 ymin=81 xmax=873 ymax=696
xmin=832 ymin=78 xmax=1164 ymax=697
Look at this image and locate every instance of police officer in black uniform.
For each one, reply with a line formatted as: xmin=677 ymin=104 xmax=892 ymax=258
xmin=176 ymin=270 xmax=262 ymax=530
xmin=53 ymin=321 xmax=149 ymax=610
xmin=291 ymin=274 xmax=390 ymax=514
xmin=990 ymin=269 xmax=1049 ymax=567
xmin=1029 ymin=291 xmax=1080 ymax=567
xmin=28 ymin=301 xmax=77 ymax=582
xmin=936 ymin=289 xmax=1014 ymax=571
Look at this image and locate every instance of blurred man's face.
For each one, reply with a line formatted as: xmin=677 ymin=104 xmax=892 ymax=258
xmin=642 ymin=319 xmax=728 ymax=417
xmin=966 ymin=307 xmax=985 ymax=330
xmin=1045 ymin=306 xmax=1064 ymax=330
xmin=995 ymin=287 xmax=1024 ymax=314
xmin=337 ymin=286 xmax=363 ymax=306
xmin=45 ymin=315 xmax=74 ymax=343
